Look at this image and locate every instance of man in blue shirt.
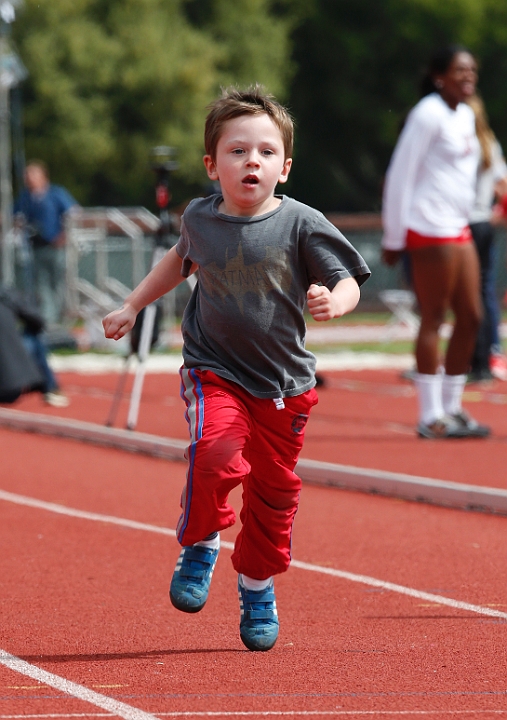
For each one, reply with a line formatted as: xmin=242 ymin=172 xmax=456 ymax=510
xmin=14 ymin=161 xmax=78 ymax=326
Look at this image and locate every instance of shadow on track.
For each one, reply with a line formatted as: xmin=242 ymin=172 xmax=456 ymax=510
xmin=19 ymin=647 xmax=245 ymax=664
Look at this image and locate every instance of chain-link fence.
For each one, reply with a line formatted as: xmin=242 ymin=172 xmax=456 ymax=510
xmin=62 ymin=206 xmax=194 ymax=351
xmin=5 ymin=208 xmax=507 ymax=350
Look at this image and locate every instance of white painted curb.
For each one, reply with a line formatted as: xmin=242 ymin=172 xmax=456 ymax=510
xmin=1 ymin=407 xmax=506 ymax=516
xmin=295 ymin=458 xmax=507 ymax=516
xmin=0 ymin=407 xmax=186 ymax=460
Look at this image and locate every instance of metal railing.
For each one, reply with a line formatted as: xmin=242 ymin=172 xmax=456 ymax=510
xmin=65 ymin=206 xmax=161 ymax=317
xmin=63 ymin=206 xmax=186 ymax=350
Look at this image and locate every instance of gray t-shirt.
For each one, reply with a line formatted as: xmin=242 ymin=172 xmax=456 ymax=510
xmin=176 ymin=194 xmax=370 ymax=399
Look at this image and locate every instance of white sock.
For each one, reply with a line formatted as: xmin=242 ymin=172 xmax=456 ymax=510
xmin=240 ymin=574 xmax=273 ymax=592
xmin=442 ymin=374 xmax=467 ymax=416
xmin=195 ymin=532 xmax=220 ymax=550
xmin=414 ymin=372 xmax=444 ymax=425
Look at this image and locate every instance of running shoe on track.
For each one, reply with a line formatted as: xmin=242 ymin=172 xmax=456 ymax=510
xmin=44 ymin=390 xmax=70 ymax=407
xmin=490 ymin=353 xmax=507 ymax=381
xmin=238 ymin=577 xmax=279 ymax=652
xmin=451 ymin=410 xmax=490 ymax=438
xmin=169 ymin=544 xmax=219 ymax=613
xmin=417 ymin=415 xmax=470 ymax=439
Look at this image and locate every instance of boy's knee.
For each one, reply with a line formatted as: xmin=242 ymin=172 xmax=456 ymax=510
xmin=194 ymin=436 xmax=248 ymax=476
xmin=253 ymin=483 xmax=301 ymax=514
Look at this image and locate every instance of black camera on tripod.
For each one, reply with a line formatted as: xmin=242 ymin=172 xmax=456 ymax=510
xmin=151 ymin=146 xmax=179 ymax=245
xmin=130 ymin=147 xmax=179 ymax=355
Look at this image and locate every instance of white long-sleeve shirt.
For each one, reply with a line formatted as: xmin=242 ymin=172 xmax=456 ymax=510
xmin=381 ymin=93 xmax=480 ymax=250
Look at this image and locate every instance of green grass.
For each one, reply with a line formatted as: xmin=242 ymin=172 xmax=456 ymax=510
xmin=56 ymin=310 xmax=507 ymax=357
xmin=305 ymin=311 xmax=393 ymax=327
xmin=305 ymin=341 xmax=414 ymax=355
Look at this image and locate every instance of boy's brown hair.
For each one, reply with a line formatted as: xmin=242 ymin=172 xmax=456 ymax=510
xmin=204 ymin=84 xmax=294 ymax=161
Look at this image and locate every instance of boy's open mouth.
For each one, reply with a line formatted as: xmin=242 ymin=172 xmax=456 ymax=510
xmin=242 ymin=175 xmax=259 ymax=185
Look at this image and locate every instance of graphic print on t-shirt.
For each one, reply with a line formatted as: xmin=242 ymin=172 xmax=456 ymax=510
xmin=202 ymin=242 xmax=293 ymax=313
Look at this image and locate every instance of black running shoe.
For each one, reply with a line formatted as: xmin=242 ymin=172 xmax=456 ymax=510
xmin=451 ymin=410 xmax=490 ymax=438
xmin=417 ymin=415 xmax=469 ymax=439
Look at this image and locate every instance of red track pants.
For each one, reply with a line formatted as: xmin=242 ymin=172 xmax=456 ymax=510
xmin=177 ymin=368 xmax=318 ymax=580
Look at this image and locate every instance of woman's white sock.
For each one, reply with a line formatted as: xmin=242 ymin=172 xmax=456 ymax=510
xmin=442 ymin=373 xmax=467 ymax=416
xmin=414 ymin=372 xmax=444 ymax=425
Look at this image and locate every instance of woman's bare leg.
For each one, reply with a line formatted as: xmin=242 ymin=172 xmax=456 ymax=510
xmin=444 ymin=243 xmax=482 ymax=375
xmin=410 ymin=245 xmax=455 ymax=374
xmin=410 ymin=242 xmax=489 ymax=437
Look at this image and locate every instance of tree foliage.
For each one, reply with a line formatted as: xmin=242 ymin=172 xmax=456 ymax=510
xmin=13 ymin=0 xmax=295 ymax=207
xmin=11 ymin=0 xmax=507 ymax=211
xmin=286 ymin=0 xmax=507 ymax=211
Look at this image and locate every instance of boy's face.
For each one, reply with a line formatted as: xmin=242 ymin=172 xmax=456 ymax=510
xmin=203 ymin=113 xmax=292 ymax=217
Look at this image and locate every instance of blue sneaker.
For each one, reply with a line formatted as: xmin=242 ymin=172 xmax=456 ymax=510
xmin=169 ymin=544 xmax=219 ymax=613
xmin=238 ymin=577 xmax=279 ymax=652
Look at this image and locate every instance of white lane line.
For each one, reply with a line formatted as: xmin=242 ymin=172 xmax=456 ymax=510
xmin=0 ymin=489 xmax=176 ymax=538
xmin=1 ymin=489 xmax=507 ymax=622
xmin=289 ymin=559 xmax=507 ymax=619
xmin=0 ymin=651 xmax=159 ymax=720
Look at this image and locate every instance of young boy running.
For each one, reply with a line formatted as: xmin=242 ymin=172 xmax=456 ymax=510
xmin=103 ymin=86 xmax=370 ymax=652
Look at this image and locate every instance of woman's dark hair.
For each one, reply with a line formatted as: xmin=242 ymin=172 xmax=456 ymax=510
xmin=420 ymin=44 xmax=474 ymax=98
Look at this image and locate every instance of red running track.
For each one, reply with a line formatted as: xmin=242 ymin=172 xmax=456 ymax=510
xmin=10 ymin=367 xmax=507 ymax=488
xmin=1 ymin=368 xmax=507 ymax=718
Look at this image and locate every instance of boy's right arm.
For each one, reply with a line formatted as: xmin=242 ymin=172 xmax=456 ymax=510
xmin=103 ymin=246 xmax=194 ymax=341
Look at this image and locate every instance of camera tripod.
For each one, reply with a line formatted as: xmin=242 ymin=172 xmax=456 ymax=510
xmin=106 ymin=147 xmax=186 ymax=430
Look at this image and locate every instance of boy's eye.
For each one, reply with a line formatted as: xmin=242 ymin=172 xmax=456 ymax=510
xmin=262 ymin=149 xmax=274 ymax=156
xmin=232 ymin=148 xmax=245 ymax=154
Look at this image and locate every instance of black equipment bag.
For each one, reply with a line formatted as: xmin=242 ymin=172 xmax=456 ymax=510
xmin=0 ymin=296 xmax=44 ymax=403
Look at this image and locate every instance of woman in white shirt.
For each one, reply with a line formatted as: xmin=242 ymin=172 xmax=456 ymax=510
xmin=382 ymin=45 xmax=489 ymax=439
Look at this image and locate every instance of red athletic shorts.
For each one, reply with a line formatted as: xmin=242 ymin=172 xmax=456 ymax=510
xmin=177 ymin=367 xmax=319 ymax=579
xmin=406 ymin=226 xmax=472 ymax=250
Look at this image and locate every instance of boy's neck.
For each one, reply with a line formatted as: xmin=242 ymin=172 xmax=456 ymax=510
xmin=218 ymin=194 xmax=282 ymax=218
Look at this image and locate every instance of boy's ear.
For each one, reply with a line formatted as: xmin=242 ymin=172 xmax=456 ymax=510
xmin=278 ymin=158 xmax=292 ymax=185
xmin=203 ymin=155 xmax=218 ymax=180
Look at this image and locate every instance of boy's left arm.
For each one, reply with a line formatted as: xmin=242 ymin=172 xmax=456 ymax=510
xmin=307 ymin=277 xmax=360 ymax=322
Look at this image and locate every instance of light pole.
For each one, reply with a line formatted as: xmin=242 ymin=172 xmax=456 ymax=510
xmin=0 ymin=0 xmax=25 ymax=287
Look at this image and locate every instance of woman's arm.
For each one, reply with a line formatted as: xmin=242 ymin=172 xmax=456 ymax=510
xmin=381 ymin=100 xmax=439 ymax=252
